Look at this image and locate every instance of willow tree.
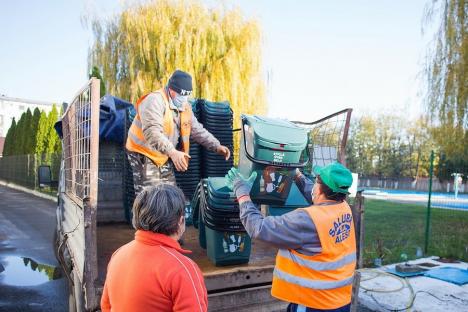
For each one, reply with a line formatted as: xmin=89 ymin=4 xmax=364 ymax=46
xmin=424 ymin=0 xmax=467 ymax=178
xmin=90 ymin=0 xmax=266 ymax=159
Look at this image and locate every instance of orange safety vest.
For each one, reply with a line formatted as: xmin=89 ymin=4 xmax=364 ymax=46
xmin=125 ymin=89 xmax=192 ymax=167
xmin=271 ymin=201 xmax=356 ymax=310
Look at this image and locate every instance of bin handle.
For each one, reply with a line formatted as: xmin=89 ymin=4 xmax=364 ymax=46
xmin=241 ymin=116 xmax=310 ymax=168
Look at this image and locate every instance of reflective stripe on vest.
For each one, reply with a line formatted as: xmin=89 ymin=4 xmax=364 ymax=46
xmin=271 ymin=201 xmax=357 ymax=310
xmin=125 ymin=89 xmax=192 ymax=167
xmin=273 ymin=267 xmax=354 ymax=290
xmin=277 ymin=249 xmax=356 ymax=271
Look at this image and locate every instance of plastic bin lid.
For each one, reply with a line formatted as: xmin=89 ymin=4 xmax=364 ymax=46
xmin=202 ymin=100 xmax=231 ymax=110
xmin=206 ymin=177 xmax=236 ymax=198
xmin=243 ymin=115 xmax=308 ymax=151
xmin=207 ymin=193 xmax=237 ymax=207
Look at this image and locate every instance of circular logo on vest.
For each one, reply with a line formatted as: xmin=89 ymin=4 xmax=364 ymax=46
xmin=329 ymin=213 xmax=353 ymax=243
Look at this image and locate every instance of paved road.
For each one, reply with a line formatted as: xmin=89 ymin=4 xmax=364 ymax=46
xmin=0 ymin=185 xmax=68 ymax=312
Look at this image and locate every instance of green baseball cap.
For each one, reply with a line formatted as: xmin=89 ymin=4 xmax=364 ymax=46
xmin=313 ymin=162 xmax=353 ymax=194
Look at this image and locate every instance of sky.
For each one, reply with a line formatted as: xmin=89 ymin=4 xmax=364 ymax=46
xmin=0 ymin=0 xmax=433 ymax=122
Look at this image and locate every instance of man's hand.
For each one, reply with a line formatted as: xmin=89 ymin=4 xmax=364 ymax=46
xmin=216 ymin=145 xmax=231 ymax=161
xmin=168 ymin=149 xmax=190 ymax=172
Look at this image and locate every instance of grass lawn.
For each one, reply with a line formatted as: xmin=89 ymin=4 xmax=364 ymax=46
xmin=362 ymin=199 xmax=468 ymax=266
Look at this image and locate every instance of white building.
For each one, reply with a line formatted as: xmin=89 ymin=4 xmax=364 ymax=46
xmin=0 ymin=95 xmax=56 ymax=137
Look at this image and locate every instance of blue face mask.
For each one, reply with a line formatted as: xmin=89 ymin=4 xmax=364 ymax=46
xmin=172 ymin=94 xmax=188 ymax=109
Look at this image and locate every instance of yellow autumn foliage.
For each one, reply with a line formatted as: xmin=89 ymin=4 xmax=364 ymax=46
xmin=90 ymin=0 xmax=267 ymax=160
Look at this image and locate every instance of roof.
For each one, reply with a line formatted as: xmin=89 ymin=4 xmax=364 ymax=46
xmin=0 ymin=95 xmax=55 ymax=106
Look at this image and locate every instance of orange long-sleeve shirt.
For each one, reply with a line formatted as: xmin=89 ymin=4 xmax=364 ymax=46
xmin=101 ymin=230 xmax=208 ymax=312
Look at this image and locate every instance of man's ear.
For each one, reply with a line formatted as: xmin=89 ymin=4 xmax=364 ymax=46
xmin=313 ymin=182 xmax=321 ymax=197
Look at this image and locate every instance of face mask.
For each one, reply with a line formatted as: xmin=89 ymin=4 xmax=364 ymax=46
xmin=311 ymin=182 xmax=317 ymax=202
xmin=172 ymin=94 xmax=188 ymax=109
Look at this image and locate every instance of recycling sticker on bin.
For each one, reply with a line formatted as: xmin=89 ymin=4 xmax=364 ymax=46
xmin=258 ymin=166 xmax=293 ymax=197
xmin=222 ymin=233 xmax=246 ymax=253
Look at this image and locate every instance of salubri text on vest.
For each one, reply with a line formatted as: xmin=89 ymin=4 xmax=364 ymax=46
xmin=329 ymin=213 xmax=353 ymax=243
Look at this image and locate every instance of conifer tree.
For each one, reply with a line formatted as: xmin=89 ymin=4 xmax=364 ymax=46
xmin=34 ymin=111 xmax=49 ymax=155
xmin=15 ymin=113 xmax=25 ymax=155
xmin=30 ymin=108 xmax=41 ymax=154
xmin=22 ymin=109 xmax=33 ymax=154
xmin=45 ymin=105 xmax=60 ymax=154
xmin=3 ymin=118 xmax=16 ymax=156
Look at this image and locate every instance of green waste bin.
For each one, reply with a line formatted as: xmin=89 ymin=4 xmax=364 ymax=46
xmin=199 ymin=216 xmax=207 ymax=249
xmin=200 ymin=177 xmax=252 ymax=266
xmin=266 ymin=182 xmax=310 ymax=216
xmin=239 ymin=115 xmax=309 ymax=205
xmin=191 ymin=181 xmax=207 ymax=249
xmin=205 ymin=228 xmax=251 ymax=266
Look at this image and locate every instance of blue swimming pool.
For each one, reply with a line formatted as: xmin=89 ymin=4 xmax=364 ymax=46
xmin=362 ymin=188 xmax=468 ymax=210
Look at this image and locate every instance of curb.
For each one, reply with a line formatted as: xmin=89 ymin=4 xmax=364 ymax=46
xmin=0 ymin=180 xmax=57 ymax=203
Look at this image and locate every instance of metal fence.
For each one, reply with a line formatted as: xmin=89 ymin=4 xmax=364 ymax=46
xmin=61 ymin=80 xmax=100 ymax=207
xmin=0 ymin=153 xmax=61 ymax=192
xmin=361 ymin=151 xmax=468 ymax=266
xmin=293 ymin=108 xmax=353 ymax=173
xmin=358 ymin=176 xmax=467 ymax=193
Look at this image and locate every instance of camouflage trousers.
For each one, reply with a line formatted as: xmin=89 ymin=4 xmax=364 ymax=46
xmin=127 ymin=151 xmax=176 ymax=196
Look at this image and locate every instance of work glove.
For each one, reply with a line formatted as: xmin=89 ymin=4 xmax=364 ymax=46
xmin=225 ymin=167 xmax=257 ymax=198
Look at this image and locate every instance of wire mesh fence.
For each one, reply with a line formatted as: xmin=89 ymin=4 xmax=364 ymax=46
xmin=293 ymin=109 xmax=352 ymax=175
xmin=0 ymin=153 xmax=61 ymax=193
xmin=61 ymin=83 xmax=92 ymax=206
xmin=426 ymin=156 xmax=468 ymax=262
xmin=359 ymin=151 xmax=468 ymax=266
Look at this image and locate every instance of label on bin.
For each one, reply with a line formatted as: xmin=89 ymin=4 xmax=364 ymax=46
xmin=273 ymin=151 xmax=285 ymax=163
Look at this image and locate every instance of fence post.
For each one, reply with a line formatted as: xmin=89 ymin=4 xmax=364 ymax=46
xmin=424 ymin=150 xmax=435 ymax=254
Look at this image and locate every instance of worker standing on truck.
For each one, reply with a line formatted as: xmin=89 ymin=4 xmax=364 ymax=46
xmin=101 ymin=184 xmax=208 ymax=312
xmin=126 ymin=69 xmax=231 ymax=194
xmin=226 ymin=162 xmax=356 ymax=312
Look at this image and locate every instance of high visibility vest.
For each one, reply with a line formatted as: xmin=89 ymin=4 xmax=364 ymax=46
xmin=271 ymin=201 xmax=356 ymax=310
xmin=125 ymin=89 xmax=192 ymax=167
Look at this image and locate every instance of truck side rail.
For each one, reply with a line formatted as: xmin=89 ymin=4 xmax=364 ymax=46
xmin=61 ymin=78 xmax=100 ymax=310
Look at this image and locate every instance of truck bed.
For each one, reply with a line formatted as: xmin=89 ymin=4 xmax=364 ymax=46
xmin=97 ymin=223 xmax=276 ymax=286
xmin=96 ymin=223 xmax=285 ymax=311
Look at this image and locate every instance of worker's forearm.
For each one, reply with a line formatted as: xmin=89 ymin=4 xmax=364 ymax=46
xmin=295 ymin=174 xmax=313 ymax=204
xmin=190 ymin=114 xmax=221 ymax=152
xmin=239 ymin=198 xmax=313 ymax=250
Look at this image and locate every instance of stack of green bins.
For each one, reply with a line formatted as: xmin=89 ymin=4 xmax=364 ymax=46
xmin=191 ymin=181 xmax=207 ymax=249
xmin=198 ymin=177 xmax=251 ymax=266
xmin=266 ymin=182 xmax=310 ymax=216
